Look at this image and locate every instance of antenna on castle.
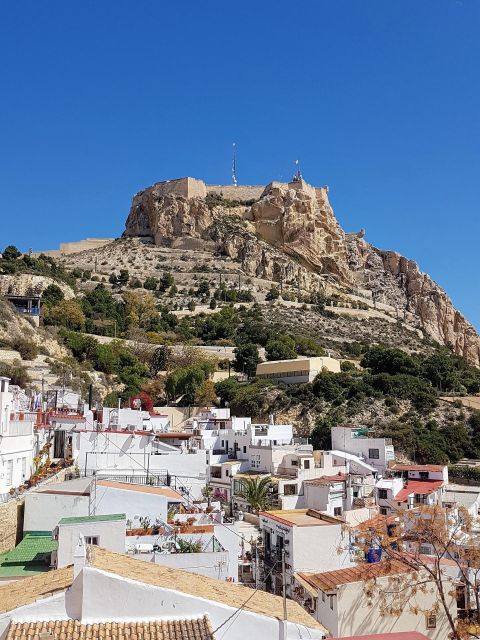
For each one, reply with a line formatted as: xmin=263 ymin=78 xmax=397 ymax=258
xmin=294 ymin=159 xmax=302 ymax=181
xmin=232 ymin=143 xmax=238 ymax=187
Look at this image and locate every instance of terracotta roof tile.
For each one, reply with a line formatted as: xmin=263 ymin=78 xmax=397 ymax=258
xmin=89 ymin=547 xmax=322 ymax=629
xmin=297 ymin=560 xmax=412 ymax=592
xmin=394 ymin=480 xmax=444 ymax=502
xmin=390 ymin=464 xmax=445 ymax=472
xmin=6 ymin=617 xmax=214 ymax=640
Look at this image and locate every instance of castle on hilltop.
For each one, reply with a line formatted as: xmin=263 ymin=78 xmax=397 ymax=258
xmin=139 ymin=176 xmax=328 ymax=203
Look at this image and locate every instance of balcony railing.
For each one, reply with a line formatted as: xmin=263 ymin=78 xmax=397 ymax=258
xmin=5 ymin=421 xmax=33 ymax=437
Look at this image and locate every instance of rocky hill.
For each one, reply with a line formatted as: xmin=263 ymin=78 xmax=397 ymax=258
xmin=119 ymin=176 xmax=480 ymax=365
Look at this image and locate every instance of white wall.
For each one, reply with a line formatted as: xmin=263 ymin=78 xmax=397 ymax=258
xmin=55 ymin=519 xmax=126 ymax=568
xmin=24 ymin=493 xmax=90 ymax=531
xmin=79 ymin=567 xmax=325 ymax=639
xmin=335 ymin=574 xmax=456 ymax=639
xmin=94 ymin=486 xmax=172 ymax=526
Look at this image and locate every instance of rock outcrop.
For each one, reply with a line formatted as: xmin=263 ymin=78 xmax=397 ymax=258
xmin=123 ymin=176 xmax=480 ymax=365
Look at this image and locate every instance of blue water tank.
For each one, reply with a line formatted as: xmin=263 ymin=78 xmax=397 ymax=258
xmin=366 ymin=548 xmax=382 ymax=563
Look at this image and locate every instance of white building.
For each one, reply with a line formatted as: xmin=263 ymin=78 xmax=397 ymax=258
xmin=53 ymin=513 xmax=126 ymax=568
xmin=295 ymin=560 xmax=456 ymax=639
xmin=331 ymin=426 xmax=395 ymax=474
xmin=444 ymin=483 xmax=480 ymax=518
xmin=0 ymin=544 xmax=326 ymax=640
xmin=258 ymin=509 xmax=353 ymax=596
xmin=256 ymin=356 xmax=341 ymax=384
xmin=71 ymin=428 xmax=208 ymax=499
xmin=0 ymin=377 xmax=35 ymax=499
xmin=375 ymin=465 xmax=447 ymax=516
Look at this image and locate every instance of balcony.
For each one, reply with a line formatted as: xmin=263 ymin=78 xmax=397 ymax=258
xmin=5 ymin=421 xmax=33 ymax=437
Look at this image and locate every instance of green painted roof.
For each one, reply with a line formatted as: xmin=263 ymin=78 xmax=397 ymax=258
xmin=0 ymin=532 xmax=57 ymax=578
xmin=58 ymin=513 xmax=126 ymax=525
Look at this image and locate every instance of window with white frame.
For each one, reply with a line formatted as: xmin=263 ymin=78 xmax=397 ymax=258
xmin=85 ymin=536 xmax=100 ymax=546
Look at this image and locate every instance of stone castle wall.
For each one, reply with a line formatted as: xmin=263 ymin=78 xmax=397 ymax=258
xmin=146 ymin=177 xmax=207 ymax=200
xmin=206 ymin=185 xmax=264 ymax=202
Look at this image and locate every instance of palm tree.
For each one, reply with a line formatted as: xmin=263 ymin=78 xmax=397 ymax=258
xmin=239 ymin=476 xmax=272 ymax=513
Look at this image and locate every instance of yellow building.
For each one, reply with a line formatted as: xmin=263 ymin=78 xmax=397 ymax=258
xmin=256 ymin=356 xmax=341 ymax=384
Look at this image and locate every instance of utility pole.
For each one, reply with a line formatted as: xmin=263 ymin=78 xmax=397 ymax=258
xmin=282 ymin=547 xmax=288 ymax=621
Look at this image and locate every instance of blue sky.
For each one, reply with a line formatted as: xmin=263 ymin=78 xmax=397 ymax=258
xmin=1 ymin=1 xmax=479 ymax=328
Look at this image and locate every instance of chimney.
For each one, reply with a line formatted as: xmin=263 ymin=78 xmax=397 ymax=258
xmin=73 ymin=534 xmax=87 ymax=578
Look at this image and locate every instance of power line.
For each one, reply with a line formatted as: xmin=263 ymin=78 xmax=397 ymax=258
xmin=211 ymin=559 xmax=281 ymax=637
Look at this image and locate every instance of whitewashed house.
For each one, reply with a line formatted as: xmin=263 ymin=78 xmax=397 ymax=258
xmin=331 ymin=426 xmax=395 ymax=474
xmin=0 ymin=544 xmax=326 ymax=640
xmin=0 ymin=376 xmax=35 ymax=499
xmin=375 ymin=465 xmax=447 ymax=516
xmin=294 ymin=560 xmax=456 ymax=639
xmin=258 ymin=509 xmax=352 ymax=597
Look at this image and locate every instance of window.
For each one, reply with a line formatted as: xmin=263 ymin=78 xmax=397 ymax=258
xmin=85 ymin=536 xmax=99 ymax=546
xmin=380 ymin=507 xmax=388 ymax=516
xmin=419 ymin=471 xmax=429 ymax=480
xmin=334 ymin=507 xmax=342 ymax=517
xmin=329 ymin=596 xmax=334 ymax=610
xmin=291 ymin=459 xmax=299 ymax=466
xmin=378 ymin=489 xmax=388 ymax=500
xmin=284 ymin=484 xmax=298 ymax=496
xmin=322 ymin=591 xmax=325 ymax=602
xmin=225 ymin=470 xmax=229 ymax=477
xmin=368 ymin=448 xmax=380 ymax=460
xmin=243 ymin=446 xmax=247 ymax=454
xmin=426 ymin=613 xmax=437 ymax=629
xmin=419 ymin=545 xmax=431 ymax=555
xmin=304 ymin=459 xmax=310 ymax=470
xmin=6 ymin=460 xmax=13 ymax=487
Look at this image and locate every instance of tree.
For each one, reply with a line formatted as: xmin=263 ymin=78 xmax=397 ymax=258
xmin=151 ymin=345 xmax=170 ymax=375
xmin=196 ymin=280 xmax=210 ymax=298
xmin=118 ymin=269 xmax=130 ymax=286
xmin=109 ymin=273 xmax=119 ymax=287
xmin=361 ymin=345 xmax=419 ymax=376
xmin=265 ymin=335 xmax=297 ymax=361
xmin=0 ymin=360 xmax=31 ymax=387
xmin=159 ymin=272 xmax=174 ymax=292
xmin=124 ymin=290 xmax=158 ymax=329
xmin=209 ymin=297 xmax=217 ymax=310
xmin=188 ymin=300 xmax=196 ymax=312
xmin=44 ymin=299 xmax=86 ymax=331
xmin=41 ymin=284 xmax=64 ymax=307
xmin=143 ymin=276 xmax=158 ymax=291
xmin=2 ymin=245 xmax=21 ymax=260
xmin=195 ymin=379 xmax=217 ymax=406
xmin=265 ymin=286 xmax=280 ymax=301
xmin=352 ymin=504 xmax=480 ymax=639
xmin=232 ymin=343 xmax=260 ymax=377
xmin=238 ymin=476 xmax=272 ymax=513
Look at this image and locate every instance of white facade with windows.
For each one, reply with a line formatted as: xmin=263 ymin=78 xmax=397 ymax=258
xmin=0 ymin=377 xmax=35 ymax=498
xmin=331 ymin=426 xmax=394 ymax=473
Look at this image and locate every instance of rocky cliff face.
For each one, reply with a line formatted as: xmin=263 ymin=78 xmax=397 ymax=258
xmin=123 ymin=177 xmax=480 ymax=365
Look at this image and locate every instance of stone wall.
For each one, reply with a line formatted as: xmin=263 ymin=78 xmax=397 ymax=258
xmin=59 ymin=238 xmax=114 ymax=255
xmin=142 ymin=177 xmax=207 ymax=200
xmin=206 ymin=185 xmax=264 ymax=201
xmin=0 ymin=498 xmax=24 ymax=554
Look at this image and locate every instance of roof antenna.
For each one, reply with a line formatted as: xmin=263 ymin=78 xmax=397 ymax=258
xmin=232 ymin=143 xmax=238 ymax=187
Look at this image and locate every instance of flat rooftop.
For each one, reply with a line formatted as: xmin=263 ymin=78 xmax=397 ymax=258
xmin=260 ymin=509 xmax=342 ymax=527
xmin=58 ymin=513 xmax=125 ymax=526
